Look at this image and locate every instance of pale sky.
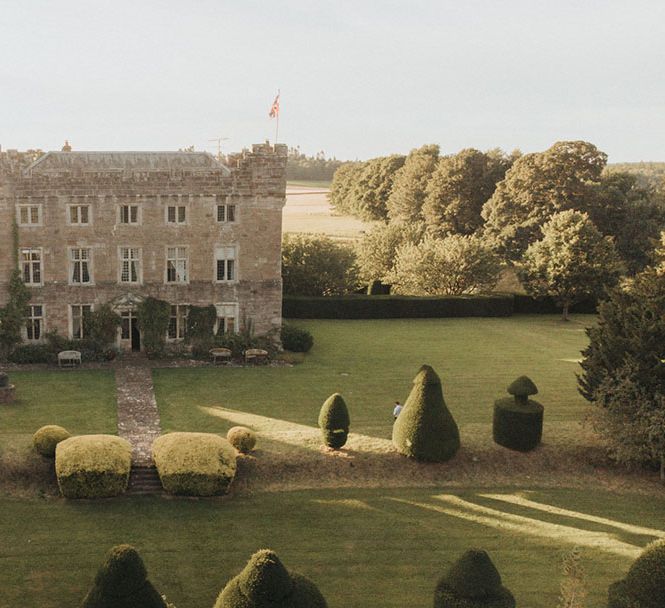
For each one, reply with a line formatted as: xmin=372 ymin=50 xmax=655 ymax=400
xmin=1 ymin=0 xmax=663 ymax=161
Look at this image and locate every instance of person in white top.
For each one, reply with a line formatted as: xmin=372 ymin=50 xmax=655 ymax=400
xmin=393 ymin=401 xmax=403 ymax=420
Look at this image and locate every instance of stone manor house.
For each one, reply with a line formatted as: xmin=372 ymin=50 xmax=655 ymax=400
xmin=0 ymin=143 xmax=287 ymax=351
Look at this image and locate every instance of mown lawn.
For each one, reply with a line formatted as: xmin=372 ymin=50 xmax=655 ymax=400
xmin=154 ymin=315 xmax=593 ymax=438
xmin=0 ymin=486 xmax=660 ymax=608
xmin=0 ymin=370 xmax=117 ymax=448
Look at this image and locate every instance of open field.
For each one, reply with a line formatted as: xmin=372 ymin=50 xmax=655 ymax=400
xmin=1 ymin=486 xmax=663 ymax=608
xmin=155 ymin=316 xmax=593 ymax=438
xmin=283 ymin=184 xmax=371 ymax=240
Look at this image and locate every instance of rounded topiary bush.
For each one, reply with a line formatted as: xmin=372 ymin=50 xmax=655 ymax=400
xmin=55 ymin=435 xmax=132 ymax=498
xmin=493 ymin=375 xmax=544 ymax=452
xmin=81 ymin=544 xmax=167 ymax=608
xmin=393 ymin=365 xmax=460 ymax=462
xmin=318 ymin=393 xmax=350 ymax=449
xmin=608 ymin=540 xmax=665 ymax=608
xmin=227 ymin=426 xmax=257 ymax=454
xmin=434 ymin=549 xmax=516 ymax=608
xmin=33 ymin=424 xmax=71 ymax=458
xmin=152 ymin=432 xmax=237 ymax=496
xmin=280 ymin=324 xmax=314 ymax=353
xmin=214 ymin=549 xmax=327 ymax=608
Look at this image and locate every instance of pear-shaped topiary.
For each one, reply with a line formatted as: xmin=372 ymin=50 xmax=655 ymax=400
xmin=318 ymin=393 xmax=350 ymax=449
xmin=215 ymin=549 xmax=327 ymax=608
xmin=493 ymin=375 xmax=544 ymax=452
xmin=434 ymin=549 xmax=516 ymax=608
xmin=392 ymin=365 xmax=460 ymax=462
xmin=81 ymin=544 xmax=167 ymax=608
xmin=33 ymin=424 xmax=71 ymax=458
xmin=608 ymin=540 xmax=665 ymax=608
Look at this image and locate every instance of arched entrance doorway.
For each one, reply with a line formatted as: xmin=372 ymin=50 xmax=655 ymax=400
xmin=110 ymin=293 xmax=145 ymax=352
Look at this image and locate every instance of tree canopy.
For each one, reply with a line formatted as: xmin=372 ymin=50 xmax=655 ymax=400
xmin=519 ymin=210 xmax=623 ymax=320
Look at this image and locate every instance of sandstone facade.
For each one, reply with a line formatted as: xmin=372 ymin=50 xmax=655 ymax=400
xmin=0 ymin=143 xmax=287 ymax=351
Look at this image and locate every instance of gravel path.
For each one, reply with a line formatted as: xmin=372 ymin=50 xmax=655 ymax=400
xmin=115 ymin=366 xmax=162 ymax=466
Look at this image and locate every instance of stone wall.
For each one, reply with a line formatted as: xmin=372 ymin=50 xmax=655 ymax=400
xmin=0 ymin=144 xmax=287 ymax=347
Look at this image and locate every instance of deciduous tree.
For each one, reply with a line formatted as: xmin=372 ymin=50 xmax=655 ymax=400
xmin=519 ymin=210 xmax=622 ymax=320
xmin=386 ymin=144 xmax=439 ymax=223
xmin=387 ymin=234 xmax=503 ymax=296
xmin=423 ymin=148 xmax=514 ymax=236
xmin=482 ymin=141 xmax=607 ymax=259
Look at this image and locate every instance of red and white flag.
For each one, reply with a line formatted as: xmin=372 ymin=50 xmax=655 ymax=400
xmin=268 ymin=93 xmax=280 ymax=118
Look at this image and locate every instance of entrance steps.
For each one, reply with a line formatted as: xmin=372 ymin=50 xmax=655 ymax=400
xmin=127 ymin=465 xmax=163 ymax=495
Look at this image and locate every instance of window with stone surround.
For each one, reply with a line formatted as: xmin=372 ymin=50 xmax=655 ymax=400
xmin=215 ymin=246 xmax=236 ymax=282
xmin=20 ymin=248 xmax=42 ymax=286
xmin=166 ymin=247 xmax=188 ymax=283
xmin=215 ymin=302 xmax=238 ymax=334
xmin=69 ymin=248 xmax=92 ymax=284
xmin=119 ymin=204 xmax=140 ymax=225
xmin=166 ymin=204 xmax=187 ymax=224
xmin=68 ymin=204 xmax=91 ymax=225
xmin=17 ymin=204 xmax=42 ymax=226
xmin=25 ymin=304 xmax=44 ymax=341
xmin=70 ymin=304 xmax=92 ymax=339
xmin=167 ymin=304 xmax=189 ymax=340
xmin=216 ymin=204 xmax=237 ymax=223
xmin=119 ymin=247 xmax=141 ymax=284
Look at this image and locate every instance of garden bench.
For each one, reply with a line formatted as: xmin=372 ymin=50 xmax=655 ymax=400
xmin=243 ymin=348 xmax=269 ymax=365
xmin=209 ymin=347 xmax=232 ymax=365
xmin=58 ymin=350 xmax=82 ymax=368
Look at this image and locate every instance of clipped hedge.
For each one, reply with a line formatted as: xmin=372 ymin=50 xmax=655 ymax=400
xmin=283 ymin=294 xmax=513 ymax=319
xmin=493 ymin=376 xmax=544 ymax=452
xmin=215 ymin=549 xmax=327 ymax=608
xmin=608 ymin=540 xmax=665 ymax=608
xmin=434 ymin=549 xmax=516 ymax=608
xmin=81 ymin=544 xmax=167 ymax=608
xmin=33 ymin=424 xmax=71 ymax=458
xmin=318 ymin=393 xmax=350 ymax=449
xmin=227 ymin=427 xmax=257 ymax=454
xmin=152 ymin=432 xmax=237 ymax=496
xmin=512 ymin=294 xmax=598 ymax=314
xmin=393 ymin=365 xmax=460 ymax=462
xmin=55 ymin=435 xmax=131 ymax=498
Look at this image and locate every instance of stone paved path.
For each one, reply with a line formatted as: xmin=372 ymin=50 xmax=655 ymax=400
xmin=115 ymin=365 xmax=162 ymax=466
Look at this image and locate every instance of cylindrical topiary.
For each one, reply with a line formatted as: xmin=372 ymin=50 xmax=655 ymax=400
xmin=0 ymin=372 xmax=9 ymax=388
xmin=318 ymin=393 xmax=350 ymax=449
xmin=392 ymin=365 xmax=460 ymax=462
xmin=227 ymin=426 xmax=257 ymax=454
xmin=33 ymin=424 xmax=71 ymax=458
xmin=434 ymin=549 xmax=516 ymax=608
xmin=81 ymin=544 xmax=167 ymax=608
xmin=608 ymin=540 xmax=665 ymax=608
xmin=214 ymin=549 xmax=327 ymax=608
xmin=493 ymin=375 xmax=544 ymax=452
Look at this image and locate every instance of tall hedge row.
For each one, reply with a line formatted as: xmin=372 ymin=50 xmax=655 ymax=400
xmin=283 ymin=295 xmax=513 ymax=319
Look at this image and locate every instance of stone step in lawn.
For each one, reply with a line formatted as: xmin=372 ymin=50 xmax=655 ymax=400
xmin=127 ymin=466 xmax=163 ymax=495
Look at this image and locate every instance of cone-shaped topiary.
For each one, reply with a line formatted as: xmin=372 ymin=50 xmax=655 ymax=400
xmin=214 ymin=549 xmax=327 ymax=608
xmin=392 ymin=365 xmax=460 ymax=462
xmin=434 ymin=549 xmax=516 ymax=608
xmin=81 ymin=544 xmax=167 ymax=608
xmin=608 ymin=540 xmax=665 ymax=608
xmin=493 ymin=375 xmax=544 ymax=452
xmin=318 ymin=393 xmax=350 ymax=449
xmin=33 ymin=424 xmax=71 ymax=458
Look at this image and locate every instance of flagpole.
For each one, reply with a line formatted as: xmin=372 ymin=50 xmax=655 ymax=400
xmin=274 ymin=89 xmax=280 ymax=144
